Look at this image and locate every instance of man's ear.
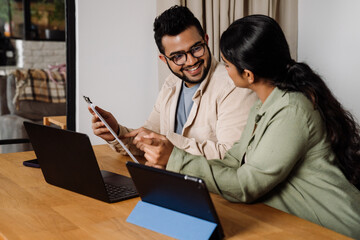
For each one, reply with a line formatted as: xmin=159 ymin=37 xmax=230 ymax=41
xmin=204 ymin=34 xmax=209 ymax=44
xmin=159 ymin=54 xmax=167 ymax=64
xmin=243 ymin=69 xmax=255 ymax=85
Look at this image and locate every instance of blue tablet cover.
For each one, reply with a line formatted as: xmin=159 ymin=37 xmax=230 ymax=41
xmin=125 ymin=161 xmax=224 ymax=240
xmin=127 ymin=200 xmax=217 ymax=240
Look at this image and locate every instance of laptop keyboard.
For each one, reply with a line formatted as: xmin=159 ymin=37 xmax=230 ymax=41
xmin=105 ymin=183 xmax=138 ymax=202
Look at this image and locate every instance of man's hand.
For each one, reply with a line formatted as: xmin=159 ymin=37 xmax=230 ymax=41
xmin=125 ymin=129 xmax=173 ymax=168
xmin=125 ymin=127 xmax=156 ymax=150
xmin=88 ymin=106 xmax=119 ymax=141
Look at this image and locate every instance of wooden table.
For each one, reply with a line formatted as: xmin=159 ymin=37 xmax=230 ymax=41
xmin=0 ymin=145 xmax=351 ymax=240
xmin=43 ymin=116 xmax=67 ymax=130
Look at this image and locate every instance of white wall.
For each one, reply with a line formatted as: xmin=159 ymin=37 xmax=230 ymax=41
xmin=298 ymin=0 xmax=360 ymax=123
xmin=76 ymin=0 xmax=158 ymax=144
xmin=76 ymin=1 xmax=360 ymax=146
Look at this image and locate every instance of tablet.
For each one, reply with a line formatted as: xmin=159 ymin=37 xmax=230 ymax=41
xmin=83 ymin=96 xmax=139 ymax=163
xmin=126 ymin=161 xmax=224 ymax=239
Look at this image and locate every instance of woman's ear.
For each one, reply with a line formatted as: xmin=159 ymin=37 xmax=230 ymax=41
xmin=243 ymin=69 xmax=255 ymax=85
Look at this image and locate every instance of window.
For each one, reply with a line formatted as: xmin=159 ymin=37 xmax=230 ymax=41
xmin=1 ymin=0 xmax=65 ymax=41
xmin=0 ymin=0 xmax=11 ymax=37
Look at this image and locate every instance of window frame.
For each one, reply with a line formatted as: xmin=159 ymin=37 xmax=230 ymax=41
xmin=0 ymin=0 xmax=75 ymax=147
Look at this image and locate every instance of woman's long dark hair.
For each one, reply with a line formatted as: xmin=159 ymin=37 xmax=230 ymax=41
xmin=220 ymin=15 xmax=360 ymax=190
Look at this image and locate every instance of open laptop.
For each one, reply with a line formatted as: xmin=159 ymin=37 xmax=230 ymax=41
xmin=23 ymin=121 xmax=138 ymax=203
xmin=126 ymin=161 xmax=224 ymax=239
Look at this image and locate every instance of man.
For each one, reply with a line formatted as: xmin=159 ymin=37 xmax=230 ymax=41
xmin=90 ymin=6 xmax=257 ymax=162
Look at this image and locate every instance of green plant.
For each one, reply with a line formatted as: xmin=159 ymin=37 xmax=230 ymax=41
xmin=48 ymin=0 xmax=65 ymax=30
xmin=0 ymin=0 xmax=9 ymax=30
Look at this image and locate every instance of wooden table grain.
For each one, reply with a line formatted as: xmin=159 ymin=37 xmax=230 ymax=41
xmin=0 ymin=145 xmax=351 ymax=240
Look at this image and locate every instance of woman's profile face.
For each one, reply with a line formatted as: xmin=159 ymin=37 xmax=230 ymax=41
xmin=221 ymin=54 xmax=250 ymax=88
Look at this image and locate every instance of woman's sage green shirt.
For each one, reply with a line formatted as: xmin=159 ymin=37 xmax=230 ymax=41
xmin=167 ymin=87 xmax=360 ymax=239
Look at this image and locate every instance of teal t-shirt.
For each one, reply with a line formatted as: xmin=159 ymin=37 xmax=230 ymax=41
xmin=175 ymin=82 xmax=200 ymax=134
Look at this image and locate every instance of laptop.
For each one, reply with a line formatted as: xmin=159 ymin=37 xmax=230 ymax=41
xmin=23 ymin=121 xmax=139 ymax=203
xmin=126 ymin=161 xmax=224 ymax=239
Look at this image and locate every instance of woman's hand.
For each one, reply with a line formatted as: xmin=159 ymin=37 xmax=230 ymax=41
xmin=126 ymin=130 xmax=173 ymax=168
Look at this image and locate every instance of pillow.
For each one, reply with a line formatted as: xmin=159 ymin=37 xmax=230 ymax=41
xmin=6 ymin=72 xmax=66 ymax=121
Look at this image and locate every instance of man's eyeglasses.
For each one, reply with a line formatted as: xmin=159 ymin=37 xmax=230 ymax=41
xmin=164 ymin=43 xmax=207 ymax=66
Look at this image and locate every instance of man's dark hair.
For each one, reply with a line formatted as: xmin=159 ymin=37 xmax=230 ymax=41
xmin=153 ymin=5 xmax=205 ymax=54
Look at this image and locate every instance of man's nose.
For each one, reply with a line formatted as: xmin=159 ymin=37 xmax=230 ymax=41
xmin=185 ymin=52 xmax=198 ymax=66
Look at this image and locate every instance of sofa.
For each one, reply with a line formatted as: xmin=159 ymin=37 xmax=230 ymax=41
xmin=0 ymin=68 xmax=66 ymax=153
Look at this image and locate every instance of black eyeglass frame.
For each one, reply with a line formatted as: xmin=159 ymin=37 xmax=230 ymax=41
xmin=163 ymin=42 xmax=208 ymax=66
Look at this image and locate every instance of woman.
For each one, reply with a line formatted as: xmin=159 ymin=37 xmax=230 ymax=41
xmin=139 ymin=15 xmax=360 ymax=238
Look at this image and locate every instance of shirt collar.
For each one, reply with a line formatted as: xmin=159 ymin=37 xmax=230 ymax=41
xmin=254 ymin=87 xmax=286 ymax=122
xmin=182 ymin=80 xmax=200 ymax=92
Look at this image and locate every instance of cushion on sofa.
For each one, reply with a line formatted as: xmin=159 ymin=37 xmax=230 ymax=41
xmin=6 ymin=69 xmax=66 ymax=121
xmin=12 ymin=69 xmax=66 ymax=103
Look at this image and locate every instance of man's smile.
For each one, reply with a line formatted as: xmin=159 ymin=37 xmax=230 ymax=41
xmin=182 ymin=61 xmax=203 ymax=76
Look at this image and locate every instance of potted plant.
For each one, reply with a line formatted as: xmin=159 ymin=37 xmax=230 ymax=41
xmin=44 ymin=0 xmax=65 ymax=41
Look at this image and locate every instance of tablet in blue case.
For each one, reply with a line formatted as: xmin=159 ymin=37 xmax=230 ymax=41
xmin=126 ymin=161 xmax=224 ymax=240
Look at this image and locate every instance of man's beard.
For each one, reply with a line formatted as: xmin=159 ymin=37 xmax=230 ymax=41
xmin=167 ymin=54 xmax=212 ymax=85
